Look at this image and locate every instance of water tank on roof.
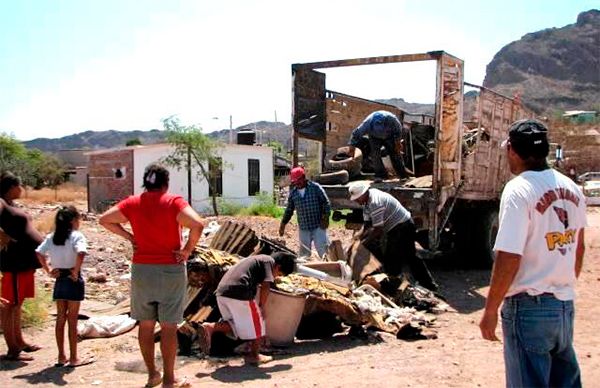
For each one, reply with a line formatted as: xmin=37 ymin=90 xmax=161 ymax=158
xmin=237 ymin=130 xmax=256 ymax=145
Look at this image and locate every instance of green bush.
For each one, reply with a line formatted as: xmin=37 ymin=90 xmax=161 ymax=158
xmin=22 ymin=287 xmax=52 ymax=328
xmin=239 ymin=192 xmax=284 ymax=218
xmin=216 ymin=198 xmax=244 ymax=216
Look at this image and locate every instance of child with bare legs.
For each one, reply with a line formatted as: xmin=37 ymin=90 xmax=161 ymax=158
xmin=199 ymin=252 xmax=296 ymax=365
xmin=36 ymin=206 xmax=94 ymax=368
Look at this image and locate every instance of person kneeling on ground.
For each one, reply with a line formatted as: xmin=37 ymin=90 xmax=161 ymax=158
xmin=199 ymin=252 xmax=296 ymax=366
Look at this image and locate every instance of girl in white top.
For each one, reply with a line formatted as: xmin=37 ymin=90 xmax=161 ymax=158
xmin=36 ymin=206 xmax=94 ymax=368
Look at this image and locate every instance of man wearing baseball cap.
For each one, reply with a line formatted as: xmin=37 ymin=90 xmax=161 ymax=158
xmin=347 ymin=110 xmax=412 ymax=179
xmin=480 ymin=119 xmax=587 ymax=387
xmin=279 ymin=167 xmax=331 ymax=259
xmin=348 ymin=181 xmax=437 ymax=290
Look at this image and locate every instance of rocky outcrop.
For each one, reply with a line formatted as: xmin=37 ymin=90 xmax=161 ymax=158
xmin=483 ymin=9 xmax=600 ymax=114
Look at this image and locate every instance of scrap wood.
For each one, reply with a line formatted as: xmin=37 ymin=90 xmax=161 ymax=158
xmin=208 ymin=220 xmax=258 ymax=256
xmin=187 ymin=305 xmax=213 ymax=324
xmin=276 ymin=274 xmax=351 ymax=297
xmin=327 ymin=239 xmax=346 ymax=262
xmin=256 ymin=236 xmax=297 ymax=256
xmin=304 ymin=295 xmax=365 ymax=327
xmin=404 ymin=175 xmax=433 ymax=188
xmin=346 ymin=240 xmax=382 ymax=283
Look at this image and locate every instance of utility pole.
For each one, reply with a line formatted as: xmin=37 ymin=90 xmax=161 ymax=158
xmin=229 ymin=115 xmax=233 ymax=144
xmin=187 ymin=146 xmax=192 ymax=205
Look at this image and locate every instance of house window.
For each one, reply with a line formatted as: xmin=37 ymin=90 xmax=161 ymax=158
xmin=113 ymin=167 xmax=126 ymax=179
xmin=248 ymin=159 xmax=260 ymax=196
xmin=208 ymin=158 xmax=223 ymax=197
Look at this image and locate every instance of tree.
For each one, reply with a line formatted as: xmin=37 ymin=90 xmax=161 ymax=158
xmin=162 ymin=116 xmax=226 ymax=215
xmin=126 ymin=138 xmax=142 ymax=146
xmin=37 ymin=155 xmax=65 ymax=199
xmin=0 ymin=133 xmax=65 ymax=191
xmin=0 ymin=133 xmax=28 ymax=177
xmin=266 ymin=140 xmax=286 ymax=157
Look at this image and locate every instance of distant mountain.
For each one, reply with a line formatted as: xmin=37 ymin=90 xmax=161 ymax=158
xmin=22 ymin=122 xmax=294 ymax=153
xmin=483 ymin=9 xmax=600 ymax=114
xmin=23 ymin=129 xmax=166 ymax=152
xmin=207 ymin=121 xmax=292 ymax=148
xmin=376 ymin=98 xmax=435 ymax=115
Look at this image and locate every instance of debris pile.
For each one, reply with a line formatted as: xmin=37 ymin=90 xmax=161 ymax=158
xmin=177 ymin=219 xmax=447 ymax=356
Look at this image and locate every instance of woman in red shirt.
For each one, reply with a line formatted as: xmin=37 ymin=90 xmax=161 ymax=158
xmin=100 ymin=164 xmax=203 ymax=388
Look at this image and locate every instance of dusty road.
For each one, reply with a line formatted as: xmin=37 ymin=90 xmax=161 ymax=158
xmin=1 ymin=207 xmax=598 ymax=387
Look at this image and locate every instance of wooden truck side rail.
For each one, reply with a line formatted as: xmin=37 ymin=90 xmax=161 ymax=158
xmin=460 ymin=83 xmax=534 ymax=200
xmin=292 ymin=52 xmax=464 ymax=250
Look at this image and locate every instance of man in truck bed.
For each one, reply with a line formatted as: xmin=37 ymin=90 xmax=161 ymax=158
xmin=348 ymin=110 xmax=411 ymax=179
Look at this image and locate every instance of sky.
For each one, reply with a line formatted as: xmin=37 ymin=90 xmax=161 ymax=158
xmin=0 ymin=0 xmax=597 ymax=141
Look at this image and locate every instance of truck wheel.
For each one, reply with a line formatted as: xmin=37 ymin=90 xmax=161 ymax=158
xmin=316 ymin=170 xmax=349 ymax=185
xmin=454 ymin=207 xmax=498 ymax=269
xmin=325 ymin=146 xmax=363 ymax=177
xmin=470 ymin=209 xmax=499 ymax=268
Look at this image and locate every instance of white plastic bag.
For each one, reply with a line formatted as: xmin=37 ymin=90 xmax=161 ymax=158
xmin=77 ymin=315 xmax=137 ymax=339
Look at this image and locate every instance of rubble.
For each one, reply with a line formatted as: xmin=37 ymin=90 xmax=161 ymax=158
xmin=176 ymin=219 xmax=447 ymax=356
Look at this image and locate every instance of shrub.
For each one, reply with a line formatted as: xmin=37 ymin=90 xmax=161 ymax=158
xmin=239 ymin=192 xmax=284 ymax=218
xmin=216 ymin=198 xmax=244 ymax=216
xmin=21 ymin=286 xmax=52 ymax=328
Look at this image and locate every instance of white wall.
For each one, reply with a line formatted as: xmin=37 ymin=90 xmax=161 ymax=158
xmin=132 ymin=143 xmax=273 ymax=213
xmin=133 ymin=144 xmax=188 ymax=198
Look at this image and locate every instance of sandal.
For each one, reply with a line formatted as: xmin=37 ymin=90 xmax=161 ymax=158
xmin=66 ymin=356 xmax=95 ymax=368
xmin=162 ymin=376 xmax=191 ymax=388
xmin=244 ymin=354 xmax=273 ymax=366
xmin=144 ymin=372 xmax=163 ymax=388
xmin=2 ymin=352 xmax=34 ymax=361
xmin=22 ymin=344 xmax=42 ymax=353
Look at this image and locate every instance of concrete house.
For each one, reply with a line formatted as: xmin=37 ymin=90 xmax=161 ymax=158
xmin=87 ymin=143 xmax=273 ymax=213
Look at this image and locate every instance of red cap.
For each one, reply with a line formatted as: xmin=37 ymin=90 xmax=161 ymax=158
xmin=290 ymin=167 xmax=305 ymax=182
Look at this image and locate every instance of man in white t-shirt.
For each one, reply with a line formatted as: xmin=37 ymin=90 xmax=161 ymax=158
xmin=479 ymin=119 xmax=587 ymax=388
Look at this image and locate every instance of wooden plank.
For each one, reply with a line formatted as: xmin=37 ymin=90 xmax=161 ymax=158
xmin=222 ymin=222 xmax=242 ymax=252
xmin=292 ymin=52 xmax=445 ymax=71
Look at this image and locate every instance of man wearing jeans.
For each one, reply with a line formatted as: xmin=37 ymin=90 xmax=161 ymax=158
xmin=279 ymin=167 xmax=331 ymax=259
xmin=479 ymin=119 xmax=587 ymax=387
xmin=347 ymin=110 xmax=410 ymax=179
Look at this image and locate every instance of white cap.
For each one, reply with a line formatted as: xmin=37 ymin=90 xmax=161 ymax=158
xmin=348 ymin=181 xmax=369 ymax=201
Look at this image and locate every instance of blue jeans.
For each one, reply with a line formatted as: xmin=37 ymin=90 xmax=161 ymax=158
xmin=298 ymin=228 xmax=329 ymax=259
xmin=501 ymin=293 xmax=581 ymax=388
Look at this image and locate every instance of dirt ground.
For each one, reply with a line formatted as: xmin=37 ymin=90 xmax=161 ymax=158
xmin=1 ymin=204 xmax=599 ymax=387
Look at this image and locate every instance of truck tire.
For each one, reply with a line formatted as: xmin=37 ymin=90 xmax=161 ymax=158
xmin=454 ymin=206 xmax=499 ymax=269
xmin=316 ymin=170 xmax=349 ymax=185
xmin=325 ymin=146 xmax=363 ymax=177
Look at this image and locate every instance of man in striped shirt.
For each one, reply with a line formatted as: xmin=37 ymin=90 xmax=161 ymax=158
xmin=349 ymin=182 xmax=437 ymax=291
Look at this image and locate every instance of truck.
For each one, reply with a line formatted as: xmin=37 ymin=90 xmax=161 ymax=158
xmin=291 ymin=51 xmax=533 ymax=267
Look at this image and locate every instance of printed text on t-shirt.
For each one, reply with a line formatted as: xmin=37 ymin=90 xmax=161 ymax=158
xmin=535 ymin=187 xmax=580 ymax=214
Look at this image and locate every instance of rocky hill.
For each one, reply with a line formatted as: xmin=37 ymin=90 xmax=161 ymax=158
xmin=23 ymin=129 xmax=166 ymax=152
xmin=483 ymin=9 xmax=600 ymax=114
xmin=22 ymin=122 xmax=293 ymax=153
xmin=376 ymin=98 xmax=435 ymax=115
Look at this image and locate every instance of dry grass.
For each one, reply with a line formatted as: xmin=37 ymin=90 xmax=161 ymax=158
xmin=21 ymin=183 xmax=86 ymax=204
xmin=21 ymin=287 xmax=52 ymax=328
xmin=34 ymin=211 xmax=57 ymax=235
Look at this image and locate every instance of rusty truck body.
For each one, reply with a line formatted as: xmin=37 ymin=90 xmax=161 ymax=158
xmin=291 ymin=51 xmax=533 ymax=266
